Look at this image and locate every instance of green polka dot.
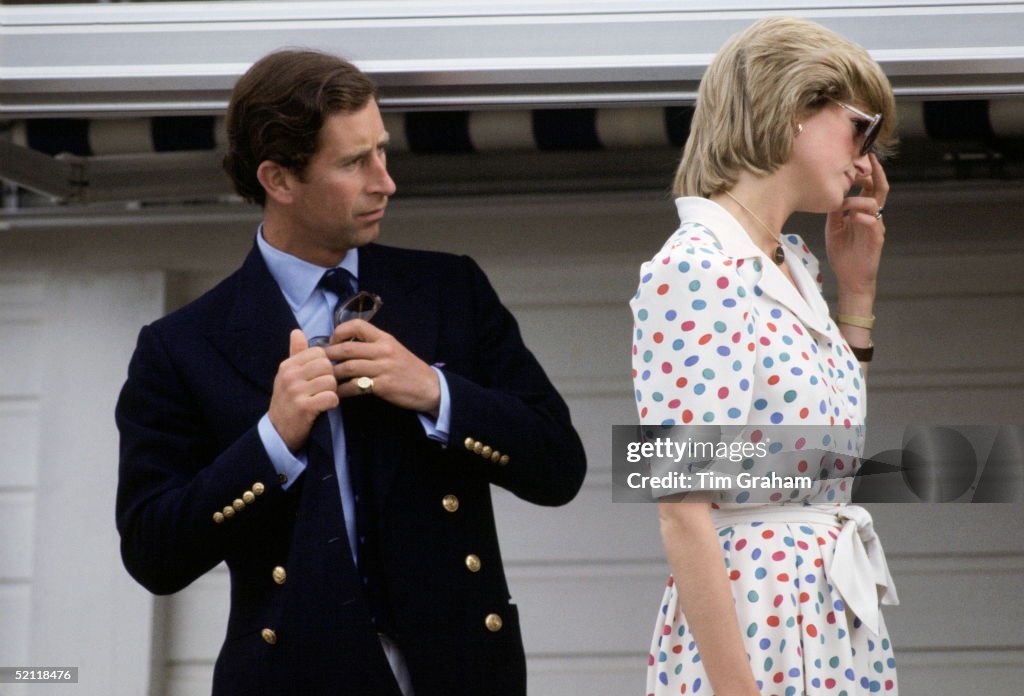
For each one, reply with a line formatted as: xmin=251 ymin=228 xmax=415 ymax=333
xmin=764 ymin=657 xmax=773 ymax=672
xmin=829 ymin=657 xmax=840 ymax=668
xmin=747 ymin=623 xmax=757 ymax=638
xmin=689 ymin=280 xmax=701 ymax=291
xmin=652 ymin=392 xmax=663 ymax=402
xmin=713 ymin=321 xmax=727 ymax=333
xmin=737 ymin=287 xmax=747 ymax=298
xmin=747 ymin=590 xmax=759 ymax=602
xmin=874 ymin=661 xmax=884 ymax=673
xmin=882 ymin=639 xmax=890 ymax=650
xmin=643 ymin=350 xmax=653 ymax=363
xmin=702 ymin=368 xmax=716 ymax=380
xmin=637 ymin=309 xmax=648 ymax=321
xmin=784 ymin=390 xmax=797 ymax=403
xmin=779 ymin=352 xmax=791 ymax=362
xmin=703 ymin=411 xmax=715 ymax=423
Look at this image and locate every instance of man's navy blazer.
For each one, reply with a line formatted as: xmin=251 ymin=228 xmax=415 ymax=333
xmin=115 ymin=242 xmax=587 ymax=695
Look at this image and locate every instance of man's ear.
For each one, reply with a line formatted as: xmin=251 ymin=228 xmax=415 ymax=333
xmin=256 ymin=160 xmax=297 ymax=205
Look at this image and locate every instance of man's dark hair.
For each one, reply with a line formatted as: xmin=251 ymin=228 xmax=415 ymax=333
xmin=223 ymin=49 xmax=378 ymax=205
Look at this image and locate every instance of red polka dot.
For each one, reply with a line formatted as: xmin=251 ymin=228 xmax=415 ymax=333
xmin=698 ymin=334 xmax=712 ymax=345
xmin=729 ymin=570 xmax=741 ymax=581
xmin=653 ymin=332 xmax=664 ymax=343
xmin=825 ymin=678 xmax=836 ymax=689
xmin=762 ymin=530 xmax=775 ymax=539
xmin=663 ymin=624 xmax=672 ymax=635
xmin=717 ymin=277 xmax=729 ymax=289
xmin=767 ymin=375 xmax=780 ymax=385
xmin=667 ymin=576 xmax=674 ymax=587
xmin=799 ymin=592 xmax=810 ymax=603
xmin=759 ymin=337 xmax=771 ymax=346
xmin=718 ymin=387 xmax=729 ymax=399
xmin=773 ymin=595 xmax=783 ymax=607
xmin=668 ymin=399 xmax=681 ymax=409
xmin=799 ymin=408 xmax=810 ymax=419
xmin=885 ymin=680 xmax=895 ymax=691
xmin=747 ymin=342 xmax=756 ymax=352
xmin=773 ymin=672 xmax=784 ymax=684
xmin=648 ymin=654 xmax=655 ymax=666
xmin=640 ymin=407 xmax=648 ymax=418
xmin=672 ymin=644 xmax=683 ymax=654
xmin=681 ymin=410 xmax=693 ymax=424
xmin=826 ymin=611 xmax=836 ymax=624
xmin=797 ymin=540 xmax=809 ymax=550
xmin=680 ymin=685 xmax=687 ymax=694
xmin=793 ymin=324 xmax=804 ymax=335
xmin=813 ymin=557 xmax=822 ymax=567
xmin=767 ymin=615 xmax=780 ymax=627
xmin=681 ymin=320 xmax=696 ymax=331
xmin=797 ymin=460 xmax=808 ymax=472
xmin=676 ymin=377 xmax=688 ymax=388
xmin=772 ymin=551 xmax=786 ymax=561
xmin=661 ymin=362 xmax=673 ymax=374
xmin=657 ymin=284 xmax=670 ymax=295
xmin=731 ymin=332 xmax=742 ymax=343
xmin=766 ymin=322 xmax=777 ymax=332
xmin=735 ymin=539 xmax=747 ymax=550
xmin=723 ymin=260 xmax=733 ymax=266
xmin=777 ymin=573 xmax=790 ymax=582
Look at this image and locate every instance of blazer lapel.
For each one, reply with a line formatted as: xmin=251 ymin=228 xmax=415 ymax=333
xmin=207 ymin=245 xmax=299 ymax=395
xmin=348 ymin=244 xmax=440 ymax=502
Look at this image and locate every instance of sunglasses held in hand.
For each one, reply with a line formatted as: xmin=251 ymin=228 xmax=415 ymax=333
xmin=308 ymin=291 xmax=383 ymax=348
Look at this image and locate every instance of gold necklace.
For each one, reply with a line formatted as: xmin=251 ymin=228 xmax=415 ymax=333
xmin=723 ymin=190 xmax=785 ymax=265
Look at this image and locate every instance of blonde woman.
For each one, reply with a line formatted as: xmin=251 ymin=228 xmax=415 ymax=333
xmin=631 ymin=17 xmax=899 ymax=696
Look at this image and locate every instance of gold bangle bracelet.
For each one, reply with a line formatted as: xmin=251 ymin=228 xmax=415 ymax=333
xmin=835 ymin=313 xmax=875 ymax=330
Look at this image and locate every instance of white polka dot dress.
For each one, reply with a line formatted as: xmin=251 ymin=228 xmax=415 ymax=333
xmin=631 ymin=197 xmax=899 ymax=696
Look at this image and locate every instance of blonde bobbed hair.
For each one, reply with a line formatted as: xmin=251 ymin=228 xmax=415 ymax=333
xmin=675 ymin=17 xmax=897 ymax=198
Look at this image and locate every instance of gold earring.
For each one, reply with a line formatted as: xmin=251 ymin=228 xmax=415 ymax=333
xmin=796 ymin=123 xmax=803 ymax=134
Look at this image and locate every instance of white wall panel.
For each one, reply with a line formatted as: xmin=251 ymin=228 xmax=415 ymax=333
xmin=0 ymin=403 xmax=40 ymax=489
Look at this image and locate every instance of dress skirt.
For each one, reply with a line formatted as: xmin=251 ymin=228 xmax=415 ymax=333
xmin=646 ymin=505 xmax=898 ymax=696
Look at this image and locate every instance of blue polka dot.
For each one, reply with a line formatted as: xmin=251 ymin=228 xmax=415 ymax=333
xmin=739 ymin=379 xmax=750 ymax=390
xmin=684 ymin=355 xmax=700 ymax=367
xmin=642 ymin=273 xmax=653 ymax=283
xmin=754 ymin=399 xmax=768 ymax=410
xmin=727 ymin=407 xmax=742 ymax=418
xmin=694 ymin=384 xmax=706 ymax=395
xmin=751 ymin=548 xmax=762 ymax=560
xmin=754 ymin=567 xmax=767 ymax=579
xmin=723 ymin=298 xmax=737 ymax=308
xmin=665 ymin=310 xmax=677 ymax=320
xmin=759 ymin=638 xmax=771 ymax=649
xmin=717 ymin=346 xmax=731 ymax=357
xmin=771 ymin=412 xmax=784 ymax=423
xmin=641 ymin=370 xmax=651 ymax=381
xmin=672 ymin=339 xmax=685 ymax=350
xmin=678 ymin=261 xmax=690 ymax=272
xmin=692 ymin=300 xmax=707 ymax=310
xmin=771 ymin=309 xmax=782 ymax=318
xmin=637 ymin=309 xmax=648 ymax=321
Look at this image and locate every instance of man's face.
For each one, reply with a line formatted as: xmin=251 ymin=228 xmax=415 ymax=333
xmin=284 ymin=101 xmax=396 ymax=263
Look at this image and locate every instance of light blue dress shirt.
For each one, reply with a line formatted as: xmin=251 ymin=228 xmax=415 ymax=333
xmin=255 ymin=228 xmax=451 ymax=560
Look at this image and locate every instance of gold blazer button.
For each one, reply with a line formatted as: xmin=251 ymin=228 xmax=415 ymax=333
xmin=272 ymin=566 xmax=287 ymax=585
xmin=484 ymin=613 xmax=503 ymax=632
xmin=261 ymin=628 xmax=277 ymax=645
xmin=442 ymin=495 xmax=459 ymax=513
xmin=465 ymin=554 xmax=481 ymax=573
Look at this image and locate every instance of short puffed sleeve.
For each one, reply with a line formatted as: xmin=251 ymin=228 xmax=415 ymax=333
xmin=630 ymin=223 xmax=757 ymax=427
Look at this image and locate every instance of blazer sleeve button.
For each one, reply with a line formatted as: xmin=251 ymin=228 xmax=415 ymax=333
xmin=463 ymin=437 xmax=476 ymax=451
xmin=480 ymin=446 xmax=493 ymax=458
xmin=232 ymin=498 xmax=246 ymax=512
xmin=212 ymin=511 xmax=225 ymax=524
xmin=260 ymin=628 xmax=278 ymax=645
xmin=499 ymin=454 xmax=510 ymax=466
xmin=473 ymin=441 xmax=484 ymax=455
xmin=253 ymin=482 xmax=266 ymax=495
xmin=272 ymin=566 xmax=287 ymax=585
xmin=222 ymin=506 xmax=236 ymax=519
xmin=465 ymin=554 xmax=481 ymax=573
xmin=485 ymin=613 xmax=503 ymax=632
xmin=242 ymin=491 xmax=256 ymax=504
xmin=442 ymin=494 xmax=460 ymax=513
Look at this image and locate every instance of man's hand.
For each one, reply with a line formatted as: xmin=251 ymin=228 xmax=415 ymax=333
xmin=268 ymin=329 xmax=340 ymax=452
xmin=326 ymin=320 xmax=441 ymax=418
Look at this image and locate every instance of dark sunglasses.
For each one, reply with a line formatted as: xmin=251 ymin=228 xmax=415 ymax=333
xmin=833 ymin=100 xmax=883 ymax=156
xmin=308 ymin=291 xmax=384 ymax=348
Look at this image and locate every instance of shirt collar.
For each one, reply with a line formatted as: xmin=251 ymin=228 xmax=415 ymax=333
xmin=256 ymin=225 xmax=360 ymax=313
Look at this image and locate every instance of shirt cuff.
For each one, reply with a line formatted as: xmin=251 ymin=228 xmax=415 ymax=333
xmin=257 ymin=413 xmax=307 ymax=489
xmin=417 ymin=366 xmax=451 ymax=445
